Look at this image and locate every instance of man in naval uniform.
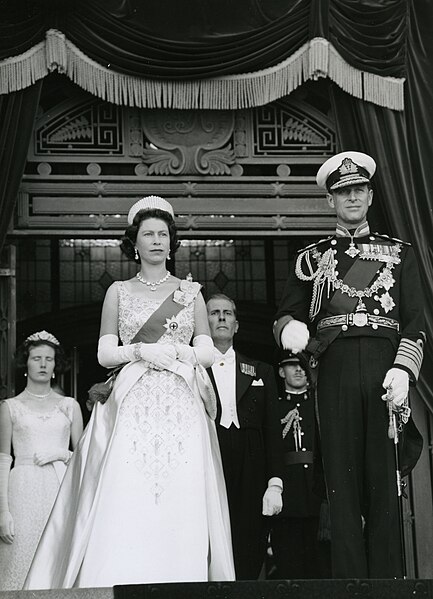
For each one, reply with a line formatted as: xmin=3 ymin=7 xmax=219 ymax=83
xmin=206 ymin=293 xmax=284 ymax=580
xmin=273 ymin=151 xmax=425 ymax=579
xmin=268 ymin=350 xmax=330 ymax=579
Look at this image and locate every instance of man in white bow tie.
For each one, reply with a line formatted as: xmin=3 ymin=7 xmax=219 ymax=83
xmin=206 ymin=294 xmax=284 ymax=580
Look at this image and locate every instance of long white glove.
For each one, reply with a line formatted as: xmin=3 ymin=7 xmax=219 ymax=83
xmin=33 ymin=449 xmax=71 ymax=466
xmin=262 ymin=478 xmax=283 ymax=516
xmin=98 ymin=334 xmax=176 ymax=370
xmin=175 ymin=334 xmax=214 ymax=368
xmin=280 ymin=319 xmax=309 ymax=354
xmin=382 ymin=367 xmax=409 ymax=407
xmin=0 ymin=453 xmax=14 ymax=544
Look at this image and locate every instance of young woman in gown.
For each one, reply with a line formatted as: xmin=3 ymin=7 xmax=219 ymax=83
xmin=0 ymin=332 xmax=83 ymax=590
xmin=24 ymin=196 xmax=235 ymax=589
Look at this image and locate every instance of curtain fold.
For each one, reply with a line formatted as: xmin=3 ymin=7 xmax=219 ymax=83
xmin=0 ymin=81 xmax=42 ymax=254
xmin=0 ymin=0 xmax=406 ymax=79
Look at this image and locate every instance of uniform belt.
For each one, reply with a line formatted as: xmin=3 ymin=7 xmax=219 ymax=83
xmin=317 ymin=313 xmax=399 ymax=333
xmin=284 ymin=450 xmax=314 ymax=465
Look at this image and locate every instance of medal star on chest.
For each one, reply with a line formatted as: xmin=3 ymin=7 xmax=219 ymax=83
xmin=164 ymin=315 xmax=180 ymax=331
xmin=378 ymin=292 xmax=395 ymax=313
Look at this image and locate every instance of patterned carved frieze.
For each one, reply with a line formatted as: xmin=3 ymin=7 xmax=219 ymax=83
xmin=141 ymin=110 xmax=235 ymax=175
xmin=18 ymin=93 xmax=337 ymax=235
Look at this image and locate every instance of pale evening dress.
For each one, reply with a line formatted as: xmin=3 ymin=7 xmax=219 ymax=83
xmin=0 ymin=396 xmax=75 ymax=590
xmin=24 ymin=281 xmax=234 ymax=589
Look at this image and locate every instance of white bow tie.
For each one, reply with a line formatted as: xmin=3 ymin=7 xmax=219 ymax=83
xmin=214 ymin=348 xmax=235 ymax=365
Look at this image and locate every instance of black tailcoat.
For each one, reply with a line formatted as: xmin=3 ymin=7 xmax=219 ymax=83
xmin=208 ymin=352 xmax=283 ymax=580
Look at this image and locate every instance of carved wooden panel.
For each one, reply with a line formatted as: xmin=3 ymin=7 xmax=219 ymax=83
xmin=14 ymin=91 xmax=337 ymax=236
xmin=141 ymin=110 xmax=235 ymax=175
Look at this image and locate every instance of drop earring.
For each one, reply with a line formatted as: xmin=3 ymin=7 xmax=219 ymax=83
xmin=24 ymin=372 xmax=27 ymax=378
xmin=52 ymin=373 xmax=55 ymax=379
xmin=134 ymin=248 xmax=139 ymax=261
xmin=167 ymin=251 xmax=171 ymax=261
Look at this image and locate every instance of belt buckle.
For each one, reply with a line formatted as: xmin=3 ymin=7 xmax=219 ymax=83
xmin=353 ymin=312 xmax=368 ymax=327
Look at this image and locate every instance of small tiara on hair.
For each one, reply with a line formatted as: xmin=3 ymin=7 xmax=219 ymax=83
xmin=25 ymin=330 xmax=60 ymax=346
xmin=127 ymin=196 xmax=174 ymax=224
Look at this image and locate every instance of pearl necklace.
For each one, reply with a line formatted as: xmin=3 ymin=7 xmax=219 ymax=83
xmin=136 ymin=271 xmax=171 ymax=291
xmin=25 ymin=388 xmax=52 ymax=399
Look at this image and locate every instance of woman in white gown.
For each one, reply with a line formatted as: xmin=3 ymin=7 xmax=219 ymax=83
xmin=24 ymin=196 xmax=234 ymax=589
xmin=0 ymin=332 xmax=83 ymax=590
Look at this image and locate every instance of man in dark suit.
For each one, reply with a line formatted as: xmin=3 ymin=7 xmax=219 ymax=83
xmin=206 ymin=293 xmax=283 ymax=580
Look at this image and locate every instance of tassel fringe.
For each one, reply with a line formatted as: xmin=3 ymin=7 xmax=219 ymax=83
xmin=0 ymin=41 xmax=47 ymax=94
xmin=0 ymin=30 xmax=405 ymax=111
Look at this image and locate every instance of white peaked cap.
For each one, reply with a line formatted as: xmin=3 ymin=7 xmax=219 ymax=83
xmin=127 ymin=196 xmax=175 ymax=224
xmin=316 ymin=151 xmax=376 ymax=191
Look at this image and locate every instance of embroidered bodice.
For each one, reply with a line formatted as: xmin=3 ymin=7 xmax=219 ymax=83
xmin=116 ymin=281 xmax=195 ymax=346
xmin=5 ymin=397 xmax=74 ymax=459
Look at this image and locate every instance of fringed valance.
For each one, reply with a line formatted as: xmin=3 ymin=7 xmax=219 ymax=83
xmin=0 ymin=30 xmax=404 ymax=111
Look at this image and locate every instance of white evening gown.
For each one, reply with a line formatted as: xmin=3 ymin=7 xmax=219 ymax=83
xmin=0 ymin=397 xmax=75 ymax=590
xmin=24 ymin=280 xmax=234 ymax=589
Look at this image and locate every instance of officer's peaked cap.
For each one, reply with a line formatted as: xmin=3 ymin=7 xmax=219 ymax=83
xmin=278 ymin=350 xmax=307 ymax=369
xmin=316 ymin=151 xmax=376 ymax=192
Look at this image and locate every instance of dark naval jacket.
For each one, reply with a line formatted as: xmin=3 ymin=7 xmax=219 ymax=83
xmin=274 ymin=225 xmax=425 ymax=384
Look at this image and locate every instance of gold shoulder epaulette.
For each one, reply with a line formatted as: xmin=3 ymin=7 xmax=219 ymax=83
xmin=373 ymin=233 xmax=411 ymax=246
xmin=297 ymin=236 xmax=334 ymax=253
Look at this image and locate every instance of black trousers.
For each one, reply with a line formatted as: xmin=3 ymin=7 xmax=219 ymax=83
xmin=217 ymin=424 xmax=268 ymax=580
xmin=270 ymin=516 xmax=331 ymax=579
xmin=317 ymin=337 xmax=402 ymax=579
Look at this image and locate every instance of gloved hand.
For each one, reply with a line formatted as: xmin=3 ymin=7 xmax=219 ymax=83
xmin=175 ymin=334 xmax=214 ymax=368
xmin=280 ymin=319 xmax=309 ymax=354
xmin=262 ymin=482 xmax=283 ymax=516
xmin=0 ymin=510 xmax=14 ymax=544
xmin=139 ymin=343 xmax=177 ymax=370
xmin=382 ymin=367 xmax=409 ymax=407
xmin=98 ymin=334 xmax=176 ymax=371
xmin=0 ymin=453 xmax=13 ymax=544
xmin=33 ymin=449 xmax=71 ymax=466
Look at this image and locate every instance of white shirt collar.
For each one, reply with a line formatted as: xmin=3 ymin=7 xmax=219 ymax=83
xmin=214 ymin=346 xmax=235 ymax=362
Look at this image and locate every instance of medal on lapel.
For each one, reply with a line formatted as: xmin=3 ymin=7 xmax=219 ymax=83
xmin=240 ymin=363 xmax=256 ymax=377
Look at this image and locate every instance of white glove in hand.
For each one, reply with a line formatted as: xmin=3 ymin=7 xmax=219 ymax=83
xmin=280 ymin=319 xmax=309 ymax=354
xmin=98 ymin=335 xmax=176 ymax=371
xmin=0 ymin=453 xmax=13 ymax=544
xmin=33 ymin=449 xmax=70 ymax=466
xmin=139 ymin=343 xmax=177 ymax=370
xmin=382 ymin=367 xmax=409 ymax=407
xmin=175 ymin=335 xmax=214 ymax=368
xmin=262 ymin=485 xmax=283 ymax=516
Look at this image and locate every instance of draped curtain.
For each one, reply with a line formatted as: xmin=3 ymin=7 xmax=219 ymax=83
xmin=0 ymin=0 xmax=432 ymax=408
xmin=0 ymin=82 xmax=42 ymax=255
xmin=0 ymin=0 xmax=406 ymax=78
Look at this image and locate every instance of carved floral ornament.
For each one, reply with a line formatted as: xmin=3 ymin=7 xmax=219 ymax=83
xmin=140 ymin=110 xmax=236 ymax=176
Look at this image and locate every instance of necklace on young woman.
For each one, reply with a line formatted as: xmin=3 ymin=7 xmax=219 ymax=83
xmin=136 ymin=270 xmax=171 ymax=291
xmin=25 ymin=388 xmax=52 ymax=399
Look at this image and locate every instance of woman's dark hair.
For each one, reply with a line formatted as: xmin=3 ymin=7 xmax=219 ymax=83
xmin=15 ymin=339 xmax=69 ymax=376
xmin=120 ymin=208 xmax=180 ymax=263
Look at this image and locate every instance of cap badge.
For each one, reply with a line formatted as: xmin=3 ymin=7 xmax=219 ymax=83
xmin=339 ymin=158 xmax=359 ymax=176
